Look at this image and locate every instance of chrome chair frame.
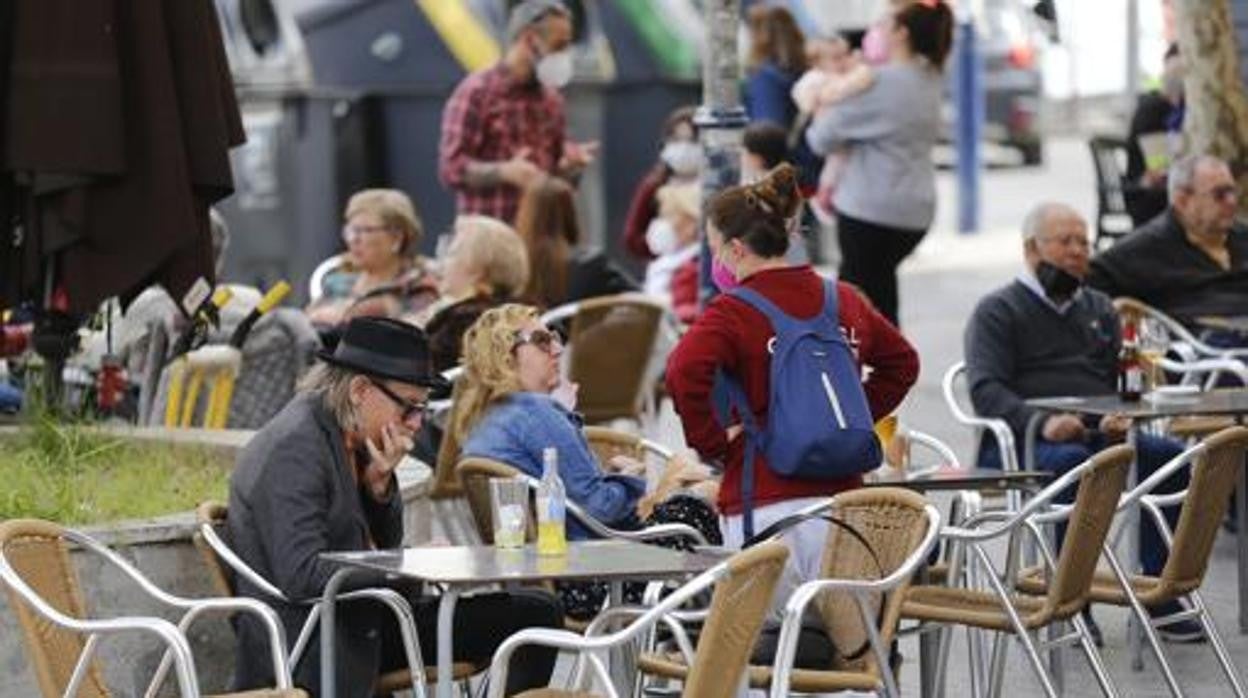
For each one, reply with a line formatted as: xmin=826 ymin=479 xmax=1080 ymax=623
xmin=1029 ymin=433 xmax=1248 ymax=697
xmin=916 ymin=451 xmax=1129 ymax=698
xmin=0 ymin=520 xmax=294 ymax=698
xmin=197 ymin=521 xmax=431 ymax=698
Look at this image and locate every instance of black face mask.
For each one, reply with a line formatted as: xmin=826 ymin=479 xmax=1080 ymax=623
xmin=1035 ymin=260 xmax=1082 ymax=303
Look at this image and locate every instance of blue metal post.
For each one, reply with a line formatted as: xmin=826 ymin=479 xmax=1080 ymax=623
xmin=954 ymin=19 xmax=984 ymax=234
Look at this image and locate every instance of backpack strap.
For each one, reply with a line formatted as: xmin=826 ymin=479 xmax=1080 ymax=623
xmin=729 ymin=279 xmax=842 ymax=336
xmin=713 ymin=367 xmax=762 ymax=540
xmin=727 ymin=286 xmax=802 ymax=335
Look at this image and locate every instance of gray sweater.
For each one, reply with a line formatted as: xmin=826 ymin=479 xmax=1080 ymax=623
xmin=806 ymin=64 xmax=941 ymax=231
xmin=964 ymin=280 xmax=1122 ymax=438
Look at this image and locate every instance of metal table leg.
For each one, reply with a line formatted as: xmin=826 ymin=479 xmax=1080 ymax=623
xmin=1238 ymin=452 xmax=1248 ymax=633
xmin=321 ymin=567 xmax=357 ymax=698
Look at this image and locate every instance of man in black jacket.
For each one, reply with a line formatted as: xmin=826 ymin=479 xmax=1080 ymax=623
xmin=228 ymin=317 xmax=561 ymax=695
xmin=965 ymin=202 xmax=1200 ymax=642
xmin=1088 ymin=153 xmax=1248 ymax=333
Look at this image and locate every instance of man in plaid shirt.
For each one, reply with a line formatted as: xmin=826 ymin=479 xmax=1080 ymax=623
xmin=438 ymin=0 xmax=598 ymax=223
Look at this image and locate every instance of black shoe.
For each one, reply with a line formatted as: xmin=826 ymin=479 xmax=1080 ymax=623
xmin=1157 ymin=618 xmax=1208 ymax=644
xmin=1081 ymin=608 xmax=1104 ymax=648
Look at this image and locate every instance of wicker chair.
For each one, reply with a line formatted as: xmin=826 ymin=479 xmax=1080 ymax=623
xmin=1016 ymin=426 xmax=1248 ymax=697
xmin=633 ymin=488 xmax=940 ymax=697
xmin=540 ymin=294 xmax=671 ymax=428
xmin=583 ymin=426 xmax=674 ymax=470
xmin=0 ymin=518 xmax=302 ymax=698
xmin=193 ymin=503 xmax=483 ymax=697
xmin=901 ymin=444 xmax=1133 ymax=698
xmin=485 ymin=542 xmax=789 ymax=698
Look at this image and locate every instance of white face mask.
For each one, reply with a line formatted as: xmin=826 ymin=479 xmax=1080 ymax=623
xmin=536 ymin=49 xmax=574 ymax=89
xmin=645 ymin=218 xmax=680 ymax=257
xmin=660 ymin=141 xmax=702 ymax=177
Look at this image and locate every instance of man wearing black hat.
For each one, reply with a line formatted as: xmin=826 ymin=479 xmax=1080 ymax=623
xmin=227 ymin=317 xmax=561 ymax=695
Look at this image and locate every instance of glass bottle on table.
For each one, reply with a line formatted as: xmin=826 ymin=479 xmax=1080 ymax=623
xmin=536 ymin=447 xmax=568 ymax=556
xmin=1119 ymin=320 xmax=1144 ymax=402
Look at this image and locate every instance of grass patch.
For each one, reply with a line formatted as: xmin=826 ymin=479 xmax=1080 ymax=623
xmin=0 ymin=418 xmax=230 ymax=525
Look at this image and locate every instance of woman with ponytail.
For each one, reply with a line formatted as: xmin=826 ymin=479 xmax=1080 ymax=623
xmin=666 ymin=163 xmax=919 ymax=602
xmin=806 ymin=0 xmax=954 ymax=325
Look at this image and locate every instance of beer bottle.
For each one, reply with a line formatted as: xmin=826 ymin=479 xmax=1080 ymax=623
xmin=1118 ymin=321 xmax=1143 ymax=402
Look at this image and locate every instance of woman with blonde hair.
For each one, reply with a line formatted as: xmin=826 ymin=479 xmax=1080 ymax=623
xmin=514 ymin=176 xmax=635 ymax=309
xmin=306 ymin=188 xmax=438 ymax=330
xmin=440 ymin=303 xmax=719 ymax=618
xmin=421 ymin=215 xmax=529 ymax=372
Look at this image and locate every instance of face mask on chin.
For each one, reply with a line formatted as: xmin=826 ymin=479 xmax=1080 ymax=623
xmin=1035 ymin=260 xmax=1082 ymax=303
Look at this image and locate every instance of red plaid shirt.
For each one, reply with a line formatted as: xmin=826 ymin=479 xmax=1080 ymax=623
xmin=438 ymin=63 xmax=567 ymax=223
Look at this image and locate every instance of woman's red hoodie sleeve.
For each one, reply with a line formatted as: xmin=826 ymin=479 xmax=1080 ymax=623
xmin=664 ymin=297 xmax=740 ymax=463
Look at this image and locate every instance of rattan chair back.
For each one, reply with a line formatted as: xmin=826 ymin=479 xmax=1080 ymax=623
xmin=0 ymin=518 xmax=110 ymax=697
xmin=682 ymin=543 xmax=789 ymax=697
xmin=1162 ymin=426 xmax=1248 ymax=594
xmin=193 ymin=501 xmax=235 ymax=597
xmin=815 ymin=487 xmax=931 ymax=676
xmin=567 ymin=296 xmax=663 ymax=424
xmin=584 ymin=426 xmax=645 ymax=466
xmin=1044 ymin=444 xmax=1132 ymax=619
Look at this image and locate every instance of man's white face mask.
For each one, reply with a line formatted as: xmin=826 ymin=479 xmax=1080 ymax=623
xmin=536 ymin=48 xmax=574 ymax=89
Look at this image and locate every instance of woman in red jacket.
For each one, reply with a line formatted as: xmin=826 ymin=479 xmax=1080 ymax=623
xmin=666 ymin=163 xmax=919 ymax=599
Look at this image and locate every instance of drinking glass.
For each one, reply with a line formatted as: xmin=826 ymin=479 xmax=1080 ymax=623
xmin=490 ymin=479 xmax=529 ymax=549
xmin=1138 ymin=318 xmax=1169 ymax=391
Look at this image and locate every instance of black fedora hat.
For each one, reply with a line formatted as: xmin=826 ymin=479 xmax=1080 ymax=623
xmin=317 ymin=317 xmax=450 ymax=393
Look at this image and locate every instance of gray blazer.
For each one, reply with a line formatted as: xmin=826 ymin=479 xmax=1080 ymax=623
xmin=227 ymin=392 xmax=403 ymax=695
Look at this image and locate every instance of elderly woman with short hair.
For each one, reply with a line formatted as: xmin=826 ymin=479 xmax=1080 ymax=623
xmin=306 ymin=188 xmax=439 ymax=329
xmin=227 ymin=316 xmax=561 ymax=696
xmin=419 ymin=215 xmax=530 ymax=372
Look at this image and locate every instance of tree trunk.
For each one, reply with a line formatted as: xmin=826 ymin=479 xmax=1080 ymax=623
xmin=1172 ymin=0 xmax=1248 ymax=209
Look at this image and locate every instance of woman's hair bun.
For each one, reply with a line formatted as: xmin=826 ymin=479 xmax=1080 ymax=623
xmin=749 ymin=163 xmax=803 ymax=220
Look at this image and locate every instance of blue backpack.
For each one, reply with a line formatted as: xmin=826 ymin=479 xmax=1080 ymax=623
xmin=714 ymin=280 xmax=881 ymax=539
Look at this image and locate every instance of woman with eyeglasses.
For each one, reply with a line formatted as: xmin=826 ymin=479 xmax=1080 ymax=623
xmin=440 ymin=304 xmax=720 ymax=618
xmin=306 ymin=189 xmax=439 ymax=333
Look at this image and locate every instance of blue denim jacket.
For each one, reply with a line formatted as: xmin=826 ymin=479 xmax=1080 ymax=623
xmin=461 ymin=392 xmax=646 ymax=539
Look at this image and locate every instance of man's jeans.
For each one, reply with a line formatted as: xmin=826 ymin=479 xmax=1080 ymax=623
xmin=979 ymin=432 xmax=1186 ymax=575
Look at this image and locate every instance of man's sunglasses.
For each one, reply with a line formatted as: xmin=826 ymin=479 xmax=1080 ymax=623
xmin=369 ymin=379 xmax=429 ymax=422
xmin=512 ymin=327 xmax=563 ymax=354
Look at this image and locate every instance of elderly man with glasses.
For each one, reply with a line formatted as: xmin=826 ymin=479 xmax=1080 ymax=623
xmin=227 ymin=316 xmax=562 ymax=696
xmin=1088 ymin=153 xmax=1248 ymax=332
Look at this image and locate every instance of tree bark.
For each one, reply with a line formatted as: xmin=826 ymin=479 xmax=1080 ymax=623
xmin=1172 ymin=0 xmax=1248 ymax=208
